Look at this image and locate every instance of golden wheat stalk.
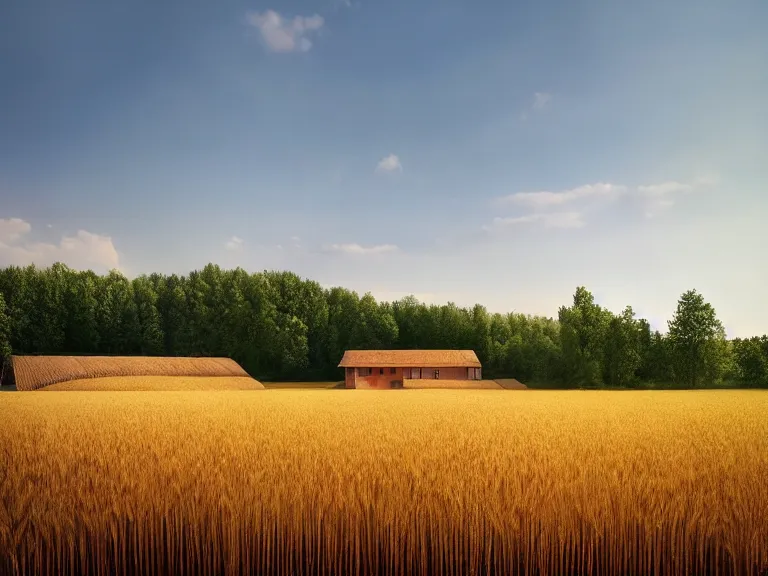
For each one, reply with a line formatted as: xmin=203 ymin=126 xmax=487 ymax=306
xmin=0 ymin=389 xmax=765 ymax=575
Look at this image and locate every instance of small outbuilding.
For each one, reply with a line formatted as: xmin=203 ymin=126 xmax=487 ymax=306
xmin=338 ymin=349 xmax=482 ymax=389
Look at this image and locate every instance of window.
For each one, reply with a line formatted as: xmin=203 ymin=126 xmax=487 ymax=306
xmin=390 ymin=368 xmax=396 ymax=374
xmin=379 ymin=368 xmax=384 ymax=375
xmin=358 ymin=368 xmax=372 ymax=377
xmin=434 ymin=370 xmax=440 ymax=379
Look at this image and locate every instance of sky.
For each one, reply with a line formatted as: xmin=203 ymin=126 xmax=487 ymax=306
xmin=0 ymin=0 xmax=766 ymax=337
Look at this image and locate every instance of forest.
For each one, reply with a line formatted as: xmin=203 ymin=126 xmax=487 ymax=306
xmin=0 ymin=263 xmax=766 ymax=388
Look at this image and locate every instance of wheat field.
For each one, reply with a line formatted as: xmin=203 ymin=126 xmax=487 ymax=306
xmin=262 ymin=381 xmax=341 ymax=389
xmin=1 ymin=390 xmax=767 ymax=575
xmin=42 ymin=376 xmax=264 ymax=391
xmin=402 ymin=379 xmax=502 ymax=389
xmin=11 ymin=356 xmax=250 ymax=391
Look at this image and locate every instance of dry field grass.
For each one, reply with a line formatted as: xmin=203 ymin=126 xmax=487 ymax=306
xmin=495 ymin=378 xmax=528 ymax=390
xmin=43 ymin=376 xmax=264 ymax=391
xmin=403 ymin=379 xmax=502 ymax=389
xmin=262 ymin=381 xmax=341 ymax=389
xmin=1 ymin=390 xmax=767 ymax=575
xmin=11 ymin=355 xmax=249 ymax=390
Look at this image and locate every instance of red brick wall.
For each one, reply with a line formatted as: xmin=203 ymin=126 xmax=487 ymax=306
xmin=412 ymin=367 xmax=472 ymax=380
xmin=354 ymin=367 xmax=404 ymax=389
xmin=347 ymin=366 xmax=480 ymax=388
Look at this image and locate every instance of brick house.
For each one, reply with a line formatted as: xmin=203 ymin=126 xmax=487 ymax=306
xmin=338 ymin=349 xmax=482 ymax=389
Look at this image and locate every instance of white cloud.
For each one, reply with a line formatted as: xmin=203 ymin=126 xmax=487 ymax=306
xmin=490 ymin=177 xmax=708 ymax=229
xmin=326 ymin=243 xmax=399 ymax=255
xmin=637 ymin=181 xmax=695 ymax=218
xmin=247 ymin=10 xmax=324 ymax=53
xmin=488 ymin=212 xmax=585 ymax=230
xmin=0 ymin=218 xmax=32 ymax=243
xmin=375 ymin=154 xmax=402 ymax=174
xmin=500 ymin=183 xmax=626 ymax=209
xmin=637 ymin=181 xmax=693 ymax=197
xmin=0 ymin=219 xmax=120 ymax=272
xmin=533 ymin=92 xmax=552 ymax=110
xmin=225 ymin=236 xmax=244 ymax=251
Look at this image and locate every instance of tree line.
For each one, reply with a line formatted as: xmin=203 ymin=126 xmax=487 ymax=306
xmin=0 ymin=263 xmax=766 ymax=387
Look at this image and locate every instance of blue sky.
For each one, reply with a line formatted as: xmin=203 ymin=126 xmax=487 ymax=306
xmin=1 ymin=0 xmax=766 ymax=336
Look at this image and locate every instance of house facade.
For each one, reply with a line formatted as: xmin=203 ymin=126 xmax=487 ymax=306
xmin=338 ymin=349 xmax=482 ymax=389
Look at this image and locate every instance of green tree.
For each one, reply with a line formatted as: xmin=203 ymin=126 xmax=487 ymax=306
xmin=392 ymin=295 xmax=426 ymax=350
xmin=325 ymin=287 xmax=360 ymax=369
xmin=264 ymin=272 xmax=330 ymax=378
xmin=667 ymin=290 xmax=726 ymax=387
xmin=603 ymin=306 xmax=642 ymax=387
xmin=96 ymin=271 xmax=141 ymax=355
xmin=274 ymin=314 xmax=309 ymax=377
xmin=470 ymin=304 xmax=492 ymax=366
xmin=3 ymin=262 xmax=766 ymax=388
xmin=29 ymin=263 xmax=68 ymax=353
xmin=559 ymin=287 xmax=611 ymax=387
xmin=64 ymin=271 xmax=101 ymax=353
xmin=486 ymin=313 xmax=511 ymax=375
xmin=732 ymin=337 xmax=768 ymax=388
xmin=155 ymin=274 xmax=193 ymax=355
xmin=132 ymin=276 xmax=164 ymax=355
xmin=527 ymin=317 xmax=562 ymax=384
xmin=186 ymin=270 xmax=213 ymax=355
xmin=0 ymin=293 xmax=11 ymax=385
xmin=352 ymin=293 xmax=398 ymax=350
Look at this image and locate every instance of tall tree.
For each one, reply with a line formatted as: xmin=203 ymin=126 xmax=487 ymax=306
xmin=326 ymin=287 xmax=360 ymax=367
xmin=96 ymin=271 xmax=141 ymax=355
xmin=64 ymin=271 xmax=101 ymax=353
xmin=352 ymin=294 xmax=398 ymax=350
xmin=265 ymin=272 xmax=330 ymax=378
xmin=273 ymin=314 xmax=309 ymax=377
xmin=155 ymin=274 xmax=193 ymax=355
xmin=470 ymin=304 xmax=492 ymax=366
xmin=2 ymin=263 xmax=766 ymax=387
xmin=732 ymin=337 xmax=768 ymax=388
xmin=527 ymin=317 xmax=562 ymax=383
xmin=603 ymin=306 xmax=642 ymax=387
xmin=559 ymin=287 xmax=611 ymax=387
xmin=392 ymin=295 xmax=426 ymax=350
xmin=28 ymin=263 xmax=68 ymax=353
xmin=667 ymin=290 xmax=726 ymax=387
xmin=186 ymin=270 xmax=213 ymax=355
xmin=0 ymin=293 xmax=11 ymax=385
xmin=132 ymin=276 xmax=164 ymax=355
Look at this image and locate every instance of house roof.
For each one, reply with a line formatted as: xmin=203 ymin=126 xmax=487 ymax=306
xmin=338 ymin=349 xmax=481 ymax=368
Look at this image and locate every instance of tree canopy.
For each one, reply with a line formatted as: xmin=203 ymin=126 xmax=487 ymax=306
xmin=667 ymin=289 xmax=727 ymax=387
xmin=0 ymin=264 xmax=765 ymax=388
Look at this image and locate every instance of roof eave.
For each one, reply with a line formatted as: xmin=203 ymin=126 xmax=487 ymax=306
xmin=338 ymin=362 xmax=481 ymax=368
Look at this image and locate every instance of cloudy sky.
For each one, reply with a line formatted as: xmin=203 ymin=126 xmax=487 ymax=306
xmin=1 ymin=0 xmax=766 ymax=337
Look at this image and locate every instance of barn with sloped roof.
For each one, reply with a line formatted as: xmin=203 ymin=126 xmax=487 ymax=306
xmin=338 ymin=349 xmax=482 ymax=389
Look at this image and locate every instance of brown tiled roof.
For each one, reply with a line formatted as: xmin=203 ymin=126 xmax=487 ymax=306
xmin=338 ymin=350 xmax=481 ymax=368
